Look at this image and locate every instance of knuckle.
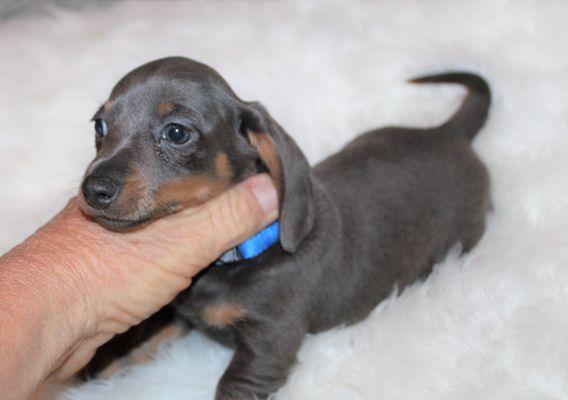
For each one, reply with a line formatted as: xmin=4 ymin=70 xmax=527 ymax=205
xmin=187 ymin=186 xmax=263 ymax=260
xmin=222 ymin=188 xmax=259 ymax=232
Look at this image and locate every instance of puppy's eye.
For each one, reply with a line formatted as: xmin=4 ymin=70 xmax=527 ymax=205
xmin=94 ymin=119 xmax=107 ymax=138
xmin=162 ymin=124 xmax=192 ymax=144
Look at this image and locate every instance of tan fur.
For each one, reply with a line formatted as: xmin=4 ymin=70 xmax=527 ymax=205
xmin=155 ymin=175 xmax=214 ymax=208
xmin=154 ymin=174 xmax=231 ymax=209
xmin=120 ymin=169 xmax=146 ymax=204
xmin=157 ymin=102 xmax=175 ymax=116
xmin=202 ymin=303 xmax=246 ymax=328
xmin=154 ymin=154 xmax=234 ymax=209
xmin=215 ymin=152 xmax=234 ymax=181
xmin=247 ymin=132 xmax=282 ymax=195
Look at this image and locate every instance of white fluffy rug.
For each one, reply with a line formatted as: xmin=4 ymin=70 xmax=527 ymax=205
xmin=2 ymin=1 xmax=568 ymax=399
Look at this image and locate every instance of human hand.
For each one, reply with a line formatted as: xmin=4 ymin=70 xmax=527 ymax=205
xmin=0 ymin=174 xmax=277 ymax=399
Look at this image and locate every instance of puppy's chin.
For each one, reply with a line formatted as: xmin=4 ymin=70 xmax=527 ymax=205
xmin=92 ymin=214 xmax=155 ymax=231
xmin=78 ymin=197 xmax=163 ymax=232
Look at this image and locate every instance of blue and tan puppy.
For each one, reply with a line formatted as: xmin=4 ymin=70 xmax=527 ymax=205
xmin=79 ymin=57 xmax=491 ymax=400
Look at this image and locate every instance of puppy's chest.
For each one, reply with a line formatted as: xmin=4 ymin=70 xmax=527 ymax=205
xmin=171 ymin=266 xmax=252 ymax=332
xmin=172 ymin=246 xmax=288 ymax=335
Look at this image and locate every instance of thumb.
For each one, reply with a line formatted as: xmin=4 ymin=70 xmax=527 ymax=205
xmin=196 ymin=173 xmax=280 ymax=255
xmin=151 ymin=173 xmax=279 ymax=272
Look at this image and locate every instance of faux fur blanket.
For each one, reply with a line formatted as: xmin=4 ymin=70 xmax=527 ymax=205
xmin=1 ymin=1 xmax=567 ymax=399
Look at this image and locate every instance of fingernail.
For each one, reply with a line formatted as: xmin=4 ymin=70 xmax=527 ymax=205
xmin=246 ymin=174 xmax=278 ymax=215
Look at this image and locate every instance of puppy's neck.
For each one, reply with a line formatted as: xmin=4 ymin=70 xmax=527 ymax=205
xmin=216 ymin=221 xmax=280 ymax=264
xmin=215 ymin=175 xmax=337 ymax=266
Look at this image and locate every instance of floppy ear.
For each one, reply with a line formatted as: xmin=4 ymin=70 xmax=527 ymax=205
xmin=239 ymin=102 xmax=315 ymax=253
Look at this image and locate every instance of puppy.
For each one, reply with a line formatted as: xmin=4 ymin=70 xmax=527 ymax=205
xmin=79 ymin=57 xmax=491 ymax=399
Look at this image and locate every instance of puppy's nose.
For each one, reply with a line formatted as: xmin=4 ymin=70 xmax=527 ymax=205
xmin=82 ymin=176 xmax=119 ymax=209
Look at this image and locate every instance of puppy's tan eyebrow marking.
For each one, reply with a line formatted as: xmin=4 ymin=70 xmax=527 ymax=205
xmin=157 ymin=102 xmax=176 ymax=116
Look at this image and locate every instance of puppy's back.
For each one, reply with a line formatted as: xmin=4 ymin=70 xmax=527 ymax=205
xmin=308 ymin=73 xmax=491 ymax=331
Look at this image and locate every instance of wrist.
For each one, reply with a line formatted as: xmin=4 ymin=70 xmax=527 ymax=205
xmin=9 ymin=205 xmax=98 ymax=340
xmin=0 ymin=249 xmax=88 ymax=398
xmin=0 ymin=203 xmax=104 ymax=396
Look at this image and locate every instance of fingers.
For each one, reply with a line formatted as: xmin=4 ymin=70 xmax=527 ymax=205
xmin=199 ymin=173 xmax=279 ymax=253
xmin=149 ymin=173 xmax=278 ymax=275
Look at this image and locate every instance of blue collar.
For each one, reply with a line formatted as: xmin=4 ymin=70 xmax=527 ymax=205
xmin=217 ymin=221 xmax=280 ymax=264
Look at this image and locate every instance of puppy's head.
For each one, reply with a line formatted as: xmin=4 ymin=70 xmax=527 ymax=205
xmin=80 ymin=57 xmax=314 ymax=252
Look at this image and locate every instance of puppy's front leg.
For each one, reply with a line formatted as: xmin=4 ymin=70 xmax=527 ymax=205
xmin=215 ymin=320 xmax=305 ymax=400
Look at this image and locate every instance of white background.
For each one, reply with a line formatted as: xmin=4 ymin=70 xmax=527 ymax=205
xmin=1 ymin=1 xmax=567 ymax=399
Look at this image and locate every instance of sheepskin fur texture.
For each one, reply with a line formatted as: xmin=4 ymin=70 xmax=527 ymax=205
xmin=1 ymin=1 xmax=568 ymax=399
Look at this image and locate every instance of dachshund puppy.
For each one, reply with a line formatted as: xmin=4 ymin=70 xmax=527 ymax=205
xmin=79 ymin=57 xmax=491 ymax=399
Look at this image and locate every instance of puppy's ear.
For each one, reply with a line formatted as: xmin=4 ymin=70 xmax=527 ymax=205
xmin=239 ymin=102 xmax=315 ymax=253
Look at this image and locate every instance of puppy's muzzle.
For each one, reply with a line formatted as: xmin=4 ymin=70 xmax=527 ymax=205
xmin=82 ymin=176 xmax=119 ymax=209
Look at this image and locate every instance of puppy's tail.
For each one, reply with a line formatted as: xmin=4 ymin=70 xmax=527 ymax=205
xmin=409 ymin=72 xmax=491 ymax=141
